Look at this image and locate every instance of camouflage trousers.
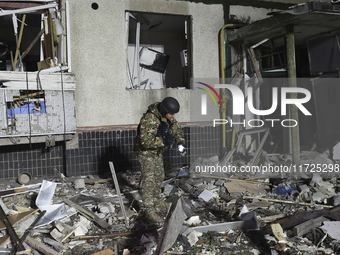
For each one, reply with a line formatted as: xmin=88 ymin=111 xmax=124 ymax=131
xmin=138 ymin=154 xmax=165 ymax=214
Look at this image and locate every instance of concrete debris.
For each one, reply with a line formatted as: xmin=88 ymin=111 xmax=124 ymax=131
xmin=2 ymin=146 xmax=340 ymax=254
xmin=293 ymin=216 xmax=329 ymax=237
xmin=73 ymin=179 xmax=86 ymax=189
xmin=320 ymin=221 xmax=340 ymax=241
xmin=180 ymin=228 xmax=202 ymax=246
xmin=333 ymin=142 xmax=340 ymax=160
xmin=184 ymin=216 xmax=201 ymax=226
xmin=198 ymin=189 xmax=217 ymax=202
xmin=43 ymin=237 xmax=64 ymax=251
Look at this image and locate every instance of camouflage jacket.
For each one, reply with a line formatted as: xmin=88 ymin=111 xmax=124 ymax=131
xmin=135 ymin=102 xmax=185 ymax=157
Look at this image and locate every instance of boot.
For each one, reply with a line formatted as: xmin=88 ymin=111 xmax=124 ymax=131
xmin=155 ymin=201 xmax=171 ymax=212
xmin=145 ymin=212 xmax=163 ymax=223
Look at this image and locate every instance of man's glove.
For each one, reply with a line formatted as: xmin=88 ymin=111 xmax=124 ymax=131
xmin=156 ymin=122 xmax=171 ymax=137
xmin=164 ymin=135 xmax=176 ymax=146
xmin=177 ymin=143 xmax=187 ymax=156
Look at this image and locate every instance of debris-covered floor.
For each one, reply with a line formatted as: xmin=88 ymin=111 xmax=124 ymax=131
xmin=1 ymin=150 xmax=340 ymax=255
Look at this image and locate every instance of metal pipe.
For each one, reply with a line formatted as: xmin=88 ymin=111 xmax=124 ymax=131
xmin=65 ymin=1 xmax=71 ymax=72
xmin=286 ymin=25 xmax=300 ymax=166
xmin=219 ymin=24 xmax=235 ymax=148
xmin=136 ymin=21 xmax=141 ymax=89
xmin=250 ymin=38 xmax=269 ymax=49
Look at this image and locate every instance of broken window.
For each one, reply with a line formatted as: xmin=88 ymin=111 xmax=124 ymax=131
xmin=258 ymin=45 xmax=285 ymax=71
xmin=7 ymin=90 xmax=46 ymax=134
xmin=126 ymin=11 xmax=192 ymax=90
xmin=0 ymin=2 xmax=68 ymax=72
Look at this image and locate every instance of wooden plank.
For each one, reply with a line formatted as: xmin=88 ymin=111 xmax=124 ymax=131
xmin=244 ymin=196 xmax=333 ymax=208
xmin=12 ymin=14 xmax=26 ymax=71
xmin=25 ymin=236 xmax=60 ymax=255
xmin=21 ymin=28 xmax=44 ymax=62
xmin=0 ymin=187 xmax=28 ymax=197
xmin=92 ymin=248 xmax=115 ymax=255
xmin=63 ymin=198 xmax=110 ymax=230
xmin=0 ymin=71 xmax=76 ymax=83
xmin=20 ymin=210 xmax=46 ymax=242
xmin=109 ymin=162 xmax=129 ymax=228
xmin=0 ymin=3 xmax=58 ymax=17
xmin=0 ymin=209 xmax=39 ymax=230
xmin=192 ymin=174 xmax=272 ymax=186
xmin=0 ymin=2 xmax=41 ymax=9
xmin=13 ymin=92 xmax=44 ymax=101
xmin=0 ymin=205 xmax=25 ymax=251
xmin=293 ymin=216 xmax=329 ymax=237
xmin=69 ymin=226 xmax=158 ymax=241
xmin=0 ymin=235 xmax=10 ymax=247
xmin=1 ymin=82 xmax=75 ymax=91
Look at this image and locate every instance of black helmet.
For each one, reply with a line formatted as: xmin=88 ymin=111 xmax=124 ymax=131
xmin=159 ymin=97 xmax=180 ymax=114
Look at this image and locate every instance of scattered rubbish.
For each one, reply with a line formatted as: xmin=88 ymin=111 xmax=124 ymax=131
xmin=25 ymin=236 xmax=60 ymax=255
xmin=277 ymin=184 xmax=297 ymax=195
xmin=293 ymin=216 xmax=329 ymax=237
xmin=155 ymin=198 xmax=187 ymax=255
xmin=198 ymin=190 xmax=217 ymax=202
xmin=17 ymin=172 xmax=31 ymax=185
xmin=0 ymin=144 xmax=340 ymax=254
xmin=109 ymin=161 xmax=129 ymax=228
xmin=184 ymin=216 xmax=201 ymax=226
xmin=35 ymin=180 xmax=68 ymax=227
xmin=320 ymin=221 xmax=340 ymax=241
xmin=224 ymin=180 xmax=269 ymax=194
xmin=92 ymin=248 xmax=115 ymax=255
xmin=271 ymin=223 xmax=288 ymax=244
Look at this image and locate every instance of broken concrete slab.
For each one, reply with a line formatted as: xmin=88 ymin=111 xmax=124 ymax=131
xmin=198 ymin=190 xmax=217 ymax=202
xmin=50 ymin=228 xmax=64 ymax=242
xmin=312 ymin=191 xmax=329 ymax=203
xmin=43 ymin=237 xmax=63 ymax=252
xmin=97 ymin=202 xmax=115 ymax=214
xmin=181 ymin=227 xmax=202 ymax=247
xmin=73 ymin=179 xmax=86 ymax=189
xmin=331 ymin=195 xmax=340 ymax=206
xmin=155 ymin=198 xmax=187 ymax=255
xmin=191 ymin=221 xmax=244 ymax=233
xmin=293 ymin=216 xmax=329 ymax=237
xmin=320 ymin=221 xmax=340 ymax=241
xmin=184 ymin=216 xmax=201 ymax=226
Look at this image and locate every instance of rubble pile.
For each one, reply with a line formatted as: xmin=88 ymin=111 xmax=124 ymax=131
xmin=0 ymin=151 xmax=340 ymax=254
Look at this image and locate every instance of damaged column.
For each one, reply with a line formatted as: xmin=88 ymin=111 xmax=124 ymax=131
xmin=286 ymin=25 xmax=301 ymax=166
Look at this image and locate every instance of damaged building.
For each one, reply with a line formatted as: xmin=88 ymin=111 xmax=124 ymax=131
xmin=1 ymin=0 xmax=340 ymax=254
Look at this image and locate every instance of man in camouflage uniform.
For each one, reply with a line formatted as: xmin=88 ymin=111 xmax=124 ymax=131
xmin=135 ymin=97 xmax=186 ymax=223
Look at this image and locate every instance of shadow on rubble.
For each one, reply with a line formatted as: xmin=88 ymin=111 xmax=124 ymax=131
xmin=97 ymin=146 xmax=134 ymax=178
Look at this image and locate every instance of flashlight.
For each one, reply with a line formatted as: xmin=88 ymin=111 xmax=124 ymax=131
xmin=178 ymin=143 xmax=186 ymax=156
